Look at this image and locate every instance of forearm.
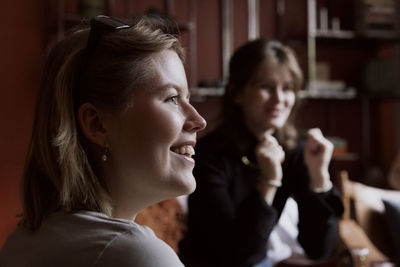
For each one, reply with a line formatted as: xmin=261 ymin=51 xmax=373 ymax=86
xmin=297 ymin=189 xmax=343 ymax=259
xmin=229 ymin=193 xmax=278 ymax=263
xmin=298 ymin=216 xmax=339 ymax=259
xmin=257 ymin=179 xmax=281 ymax=205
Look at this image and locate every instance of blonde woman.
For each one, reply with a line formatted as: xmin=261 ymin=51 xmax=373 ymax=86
xmin=179 ymin=39 xmax=343 ymax=266
xmin=0 ymin=14 xmax=206 ymax=266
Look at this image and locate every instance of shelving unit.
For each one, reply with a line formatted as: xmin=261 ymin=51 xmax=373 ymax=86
xmin=304 ymin=0 xmax=400 ymax=181
xmin=275 ymin=0 xmax=400 ymax=181
xmin=356 ymin=0 xmax=400 ymax=39
xmin=306 ymin=0 xmax=400 ymax=94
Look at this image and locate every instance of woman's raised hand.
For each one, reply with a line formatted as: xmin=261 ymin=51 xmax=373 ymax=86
xmin=255 ymin=134 xmax=285 ymax=187
xmin=304 ymin=128 xmax=334 ymax=191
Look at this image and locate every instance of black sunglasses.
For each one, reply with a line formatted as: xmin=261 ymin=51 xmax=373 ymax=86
xmin=75 ymin=15 xmax=130 ymax=107
xmin=85 ymin=15 xmax=130 ymax=52
xmin=82 ymin=15 xmax=130 ymax=68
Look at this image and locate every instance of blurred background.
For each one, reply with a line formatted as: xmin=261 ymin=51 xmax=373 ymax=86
xmin=1 ymin=0 xmax=399 ymax=247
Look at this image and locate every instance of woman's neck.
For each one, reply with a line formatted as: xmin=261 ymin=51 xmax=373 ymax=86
xmin=245 ymin=120 xmax=275 ymax=140
xmin=111 ymin=201 xmax=140 ymax=221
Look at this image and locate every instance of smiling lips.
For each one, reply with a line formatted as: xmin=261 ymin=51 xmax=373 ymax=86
xmin=267 ymin=107 xmax=284 ymax=117
xmin=172 ymin=145 xmax=195 ymax=157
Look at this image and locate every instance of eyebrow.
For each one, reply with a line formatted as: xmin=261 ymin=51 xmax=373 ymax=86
xmin=159 ymin=83 xmax=191 ymax=99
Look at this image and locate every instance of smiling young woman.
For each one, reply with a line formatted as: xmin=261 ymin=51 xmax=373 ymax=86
xmin=179 ymin=39 xmax=343 ymax=267
xmin=0 ymin=14 xmax=205 ymax=267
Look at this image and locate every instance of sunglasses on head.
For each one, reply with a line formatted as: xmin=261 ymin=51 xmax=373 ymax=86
xmin=84 ymin=15 xmax=131 ymax=63
xmin=74 ymin=15 xmax=130 ymax=107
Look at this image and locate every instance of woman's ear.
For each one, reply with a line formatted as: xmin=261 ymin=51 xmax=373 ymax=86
xmin=78 ymin=103 xmax=107 ymax=146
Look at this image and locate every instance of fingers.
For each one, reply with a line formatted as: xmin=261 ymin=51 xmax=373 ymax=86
xmin=304 ymin=128 xmax=333 ymax=187
xmin=305 ymin=128 xmax=333 ymax=155
xmin=255 ymin=135 xmax=285 ymax=188
xmin=257 ymin=135 xmax=285 ymax=163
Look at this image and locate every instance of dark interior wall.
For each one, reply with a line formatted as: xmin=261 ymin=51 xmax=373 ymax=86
xmin=196 ymin=0 xmax=221 ymax=85
xmin=0 ymin=0 xmax=46 ymax=245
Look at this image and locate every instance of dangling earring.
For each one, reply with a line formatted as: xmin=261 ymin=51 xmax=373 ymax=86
xmin=102 ymin=146 xmax=109 ymax=162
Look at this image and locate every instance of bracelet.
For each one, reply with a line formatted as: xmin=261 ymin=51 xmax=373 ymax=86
xmin=311 ymin=180 xmax=333 ymax=193
xmin=259 ymin=179 xmax=282 ymax=188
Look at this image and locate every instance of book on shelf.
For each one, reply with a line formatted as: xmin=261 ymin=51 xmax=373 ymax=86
xmin=358 ymin=0 xmax=398 ymax=37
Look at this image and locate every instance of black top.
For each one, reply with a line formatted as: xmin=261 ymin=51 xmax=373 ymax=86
xmin=179 ymin=121 xmax=344 ymax=267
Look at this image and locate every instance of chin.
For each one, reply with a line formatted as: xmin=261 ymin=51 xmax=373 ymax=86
xmin=267 ymin=120 xmax=286 ymax=129
xmin=174 ymin=173 xmax=197 ymax=195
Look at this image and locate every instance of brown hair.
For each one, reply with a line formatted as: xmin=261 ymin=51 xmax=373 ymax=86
xmin=21 ymin=15 xmax=184 ymax=230
xmin=223 ymin=39 xmax=303 ymax=149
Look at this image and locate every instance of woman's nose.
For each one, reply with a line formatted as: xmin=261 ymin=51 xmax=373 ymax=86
xmin=271 ymin=87 xmax=284 ymax=102
xmin=184 ymin=104 xmax=207 ymax=133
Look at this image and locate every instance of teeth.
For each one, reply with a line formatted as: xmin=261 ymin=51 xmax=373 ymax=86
xmin=174 ymin=145 xmax=195 ymax=156
xmin=187 ymin=146 xmax=195 ymax=156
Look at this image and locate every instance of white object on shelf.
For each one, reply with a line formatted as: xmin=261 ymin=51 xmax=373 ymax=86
xmin=301 ymin=80 xmax=357 ymax=99
xmin=332 ymin=17 xmax=340 ymax=32
xmin=319 ymin=7 xmax=329 ymax=33
xmin=315 ymin=29 xmax=355 ymax=39
xmin=248 ymin=0 xmax=260 ymax=40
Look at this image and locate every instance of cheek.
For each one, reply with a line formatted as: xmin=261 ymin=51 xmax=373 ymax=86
xmin=114 ymin=112 xmax=182 ymax=171
xmin=252 ymin=91 xmax=271 ymax=111
xmin=286 ymin=93 xmax=296 ymax=109
xmin=255 ymin=89 xmax=270 ymax=101
xmin=134 ymin=108 xmax=183 ymax=156
xmin=244 ymin=90 xmax=268 ymax=108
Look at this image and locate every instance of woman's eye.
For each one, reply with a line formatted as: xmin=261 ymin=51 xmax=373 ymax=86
xmin=168 ymin=95 xmax=180 ymax=105
xmin=260 ymin=83 xmax=274 ymax=90
xmin=283 ymin=85 xmax=294 ymax=91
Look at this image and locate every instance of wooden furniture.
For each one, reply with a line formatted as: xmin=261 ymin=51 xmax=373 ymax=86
xmin=337 ymin=170 xmax=400 ymax=264
xmin=339 ymin=219 xmax=388 ymax=263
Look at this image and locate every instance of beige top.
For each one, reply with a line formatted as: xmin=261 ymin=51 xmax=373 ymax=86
xmin=0 ymin=210 xmax=184 ymax=267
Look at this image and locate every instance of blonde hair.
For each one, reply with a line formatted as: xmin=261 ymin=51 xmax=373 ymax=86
xmin=21 ymin=15 xmax=184 ymax=230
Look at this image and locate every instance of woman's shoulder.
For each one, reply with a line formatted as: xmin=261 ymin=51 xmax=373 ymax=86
xmin=0 ymin=210 xmax=183 ymax=267
xmin=68 ymin=211 xmax=184 ymax=266
xmin=94 ymin=217 xmax=184 ymax=266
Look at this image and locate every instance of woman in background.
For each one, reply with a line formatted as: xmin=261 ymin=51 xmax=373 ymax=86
xmin=179 ymin=39 xmax=343 ymax=267
xmin=0 ymin=14 xmax=205 ymax=266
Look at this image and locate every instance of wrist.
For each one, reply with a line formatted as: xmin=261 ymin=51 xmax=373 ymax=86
xmin=258 ymin=172 xmax=282 ymax=187
xmin=259 ymin=179 xmax=282 ymax=187
xmin=257 ymin=179 xmax=280 ymax=205
xmin=311 ymin=179 xmax=333 ymax=193
xmin=257 ymin=178 xmax=282 ymax=195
